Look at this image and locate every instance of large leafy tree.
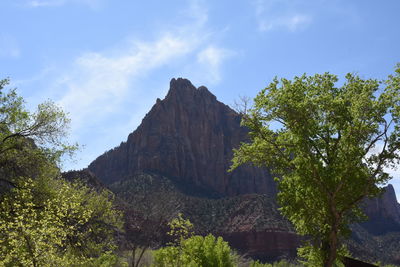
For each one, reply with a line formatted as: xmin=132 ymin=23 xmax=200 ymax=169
xmin=0 ymin=78 xmax=123 ymax=266
xmin=231 ymin=66 xmax=400 ymax=266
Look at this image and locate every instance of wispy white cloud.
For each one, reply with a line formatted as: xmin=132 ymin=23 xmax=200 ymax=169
xmin=185 ymin=0 xmax=208 ymax=27
xmin=0 ymin=35 xmax=21 ymax=59
xmin=57 ymin=34 xmax=193 ymax=130
xmin=25 ymin=0 xmax=102 ymax=8
xmin=254 ymin=0 xmax=312 ymax=32
xmin=27 ymin=0 xmax=66 ymax=7
xmin=258 ymin=14 xmax=312 ymax=32
xmin=196 ymin=46 xmax=233 ymax=84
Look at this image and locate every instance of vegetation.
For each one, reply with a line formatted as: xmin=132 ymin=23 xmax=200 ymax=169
xmin=0 ymin=78 xmax=123 ymax=266
xmin=231 ymin=65 xmax=400 ymax=267
xmin=249 ymin=259 xmax=303 ymax=267
xmin=152 ymin=213 xmax=237 ymax=267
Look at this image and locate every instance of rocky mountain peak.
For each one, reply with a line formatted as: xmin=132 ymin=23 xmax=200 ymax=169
xmin=88 ymin=78 xmax=276 ymax=197
xmin=166 ymin=78 xmax=217 ymax=103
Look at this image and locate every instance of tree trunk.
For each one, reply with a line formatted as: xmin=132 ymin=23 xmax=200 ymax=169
xmin=24 ymin=235 xmax=38 ymax=267
xmin=131 ymin=245 xmax=136 ymax=267
xmin=323 ymin=214 xmax=340 ymax=267
xmin=135 ymin=247 xmax=147 ymax=267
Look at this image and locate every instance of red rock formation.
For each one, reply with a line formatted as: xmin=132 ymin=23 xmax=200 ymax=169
xmin=88 ymin=78 xmax=276 ymax=197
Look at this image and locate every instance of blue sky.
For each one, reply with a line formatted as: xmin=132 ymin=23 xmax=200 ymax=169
xmin=1 ymin=0 xmax=399 ymax=199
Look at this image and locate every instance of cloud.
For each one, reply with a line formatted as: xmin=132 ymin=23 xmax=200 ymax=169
xmin=57 ymin=34 xmax=193 ymax=130
xmin=254 ymin=0 xmax=312 ymax=32
xmin=366 ymin=142 xmax=400 ymax=187
xmin=0 ymin=35 xmax=21 ymax=59
xmin=259 ymin=14 xmax=312 ymax=32
xmin=185 ymin=0 xmax=208 ymax=27
xmin=197 ymin=46 xmax=233 ymax=83
xmin=25 ymin=0 xmax=101 ymax=8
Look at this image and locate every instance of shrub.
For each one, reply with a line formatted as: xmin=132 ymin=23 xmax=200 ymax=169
xmin=152 ymin=213 xmax=236 ymax=267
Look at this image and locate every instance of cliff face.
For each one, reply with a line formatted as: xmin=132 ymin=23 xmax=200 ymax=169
xmin=357 ymin=184 xmax=400 ymax=235
xmin=363 ymin=184 xmax=400 ymax=224
xmin=88 ymin=78 xmax=276 ymax=197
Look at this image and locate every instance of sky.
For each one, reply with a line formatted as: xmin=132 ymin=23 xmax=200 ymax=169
xmin=1 ymin=0 xmax=399 ymax=200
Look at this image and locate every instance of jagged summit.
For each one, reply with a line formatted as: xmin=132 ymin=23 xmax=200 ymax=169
xmin=166 ymin=78 xmax=217 ymax=102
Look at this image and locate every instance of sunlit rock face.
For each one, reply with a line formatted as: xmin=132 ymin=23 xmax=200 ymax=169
xmin=88 ymin=78 xmax=276 ymax=197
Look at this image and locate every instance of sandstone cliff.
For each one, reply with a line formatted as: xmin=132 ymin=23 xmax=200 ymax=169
xmin=88 ymin=78 xmax=276 ymax=197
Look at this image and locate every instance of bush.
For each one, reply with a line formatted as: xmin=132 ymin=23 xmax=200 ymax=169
xmin=153 ymin=234 xmax=236 ymax=267
xmin=152 ymin=213 xmax=236 ymax=267
xmin=250 ymin=259 xmax=303 ymax=267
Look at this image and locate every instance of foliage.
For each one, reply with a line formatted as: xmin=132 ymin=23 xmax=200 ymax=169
xmin=231 ymin=65 xmax=400 ymax=267
xmin=0 ymin=78 xmax=77 ymax=188
xmin=152 ymin=214 xmax=236 ymax=267
xmin=0 ymin=78 xmax=123 ymax=266
xmin=167 ymin=212 xmax=194 ymax=244
xmin=0 ymin=177 xmax=123 ymax=266
xmin=250 ymin=259 xmax=303 ymax=267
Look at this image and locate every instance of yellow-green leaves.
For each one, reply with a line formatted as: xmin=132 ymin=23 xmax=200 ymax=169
xmin=0 ymin=178 xmax=122 ymax=266
xmin=153 ymin=215 xmax=236 ymax=267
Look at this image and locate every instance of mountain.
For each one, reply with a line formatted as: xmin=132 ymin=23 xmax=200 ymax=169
xmin=86 ymin=78 xmax=400 ymax=264
xmin=88 ymin=78 xmax=276 ymax=198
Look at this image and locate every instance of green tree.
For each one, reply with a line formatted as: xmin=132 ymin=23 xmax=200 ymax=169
xmin=0 ymin=78 xmax=76 ymax=189
xmin=0 ymin=178 xmax=122 ymax=266
xmin=231 ymin=65 xmax=400 ymax=267
xmin=0 ymin=78 xmax=123 ymax=266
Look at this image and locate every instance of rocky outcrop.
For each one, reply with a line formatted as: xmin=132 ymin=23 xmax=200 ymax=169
xmin=356 ymin=184 xmax=400 ymax=235
xmin=363 ymin=184 xmax=400 ymax=224
xmin=88 ymin=78 xmax=276 ymax=197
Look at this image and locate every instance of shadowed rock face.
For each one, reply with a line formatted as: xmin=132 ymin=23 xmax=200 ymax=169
xmin=358 ymin=184 xmax=400 ymax=235
xmin=88 ymin=78 xmax=276 ymax=197
xmin=363 ymin=184 xmax=400 ymax=224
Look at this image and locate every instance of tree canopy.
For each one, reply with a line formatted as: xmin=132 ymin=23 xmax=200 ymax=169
xmin=0 ymin=78 xmax=123 ymax=266
xmin=231 ymin=65 xmax=400 ymax=267
xmin=0 ymin=78 xmax=77 ymax=189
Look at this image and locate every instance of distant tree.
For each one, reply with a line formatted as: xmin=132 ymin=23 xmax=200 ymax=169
xmin=231 ymin=65 xmax=400 ymax=267
xmin=125 ymin=210 xmax=168 ymax=267
xmin=122 ymin=174 xmax=180 ymax=267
